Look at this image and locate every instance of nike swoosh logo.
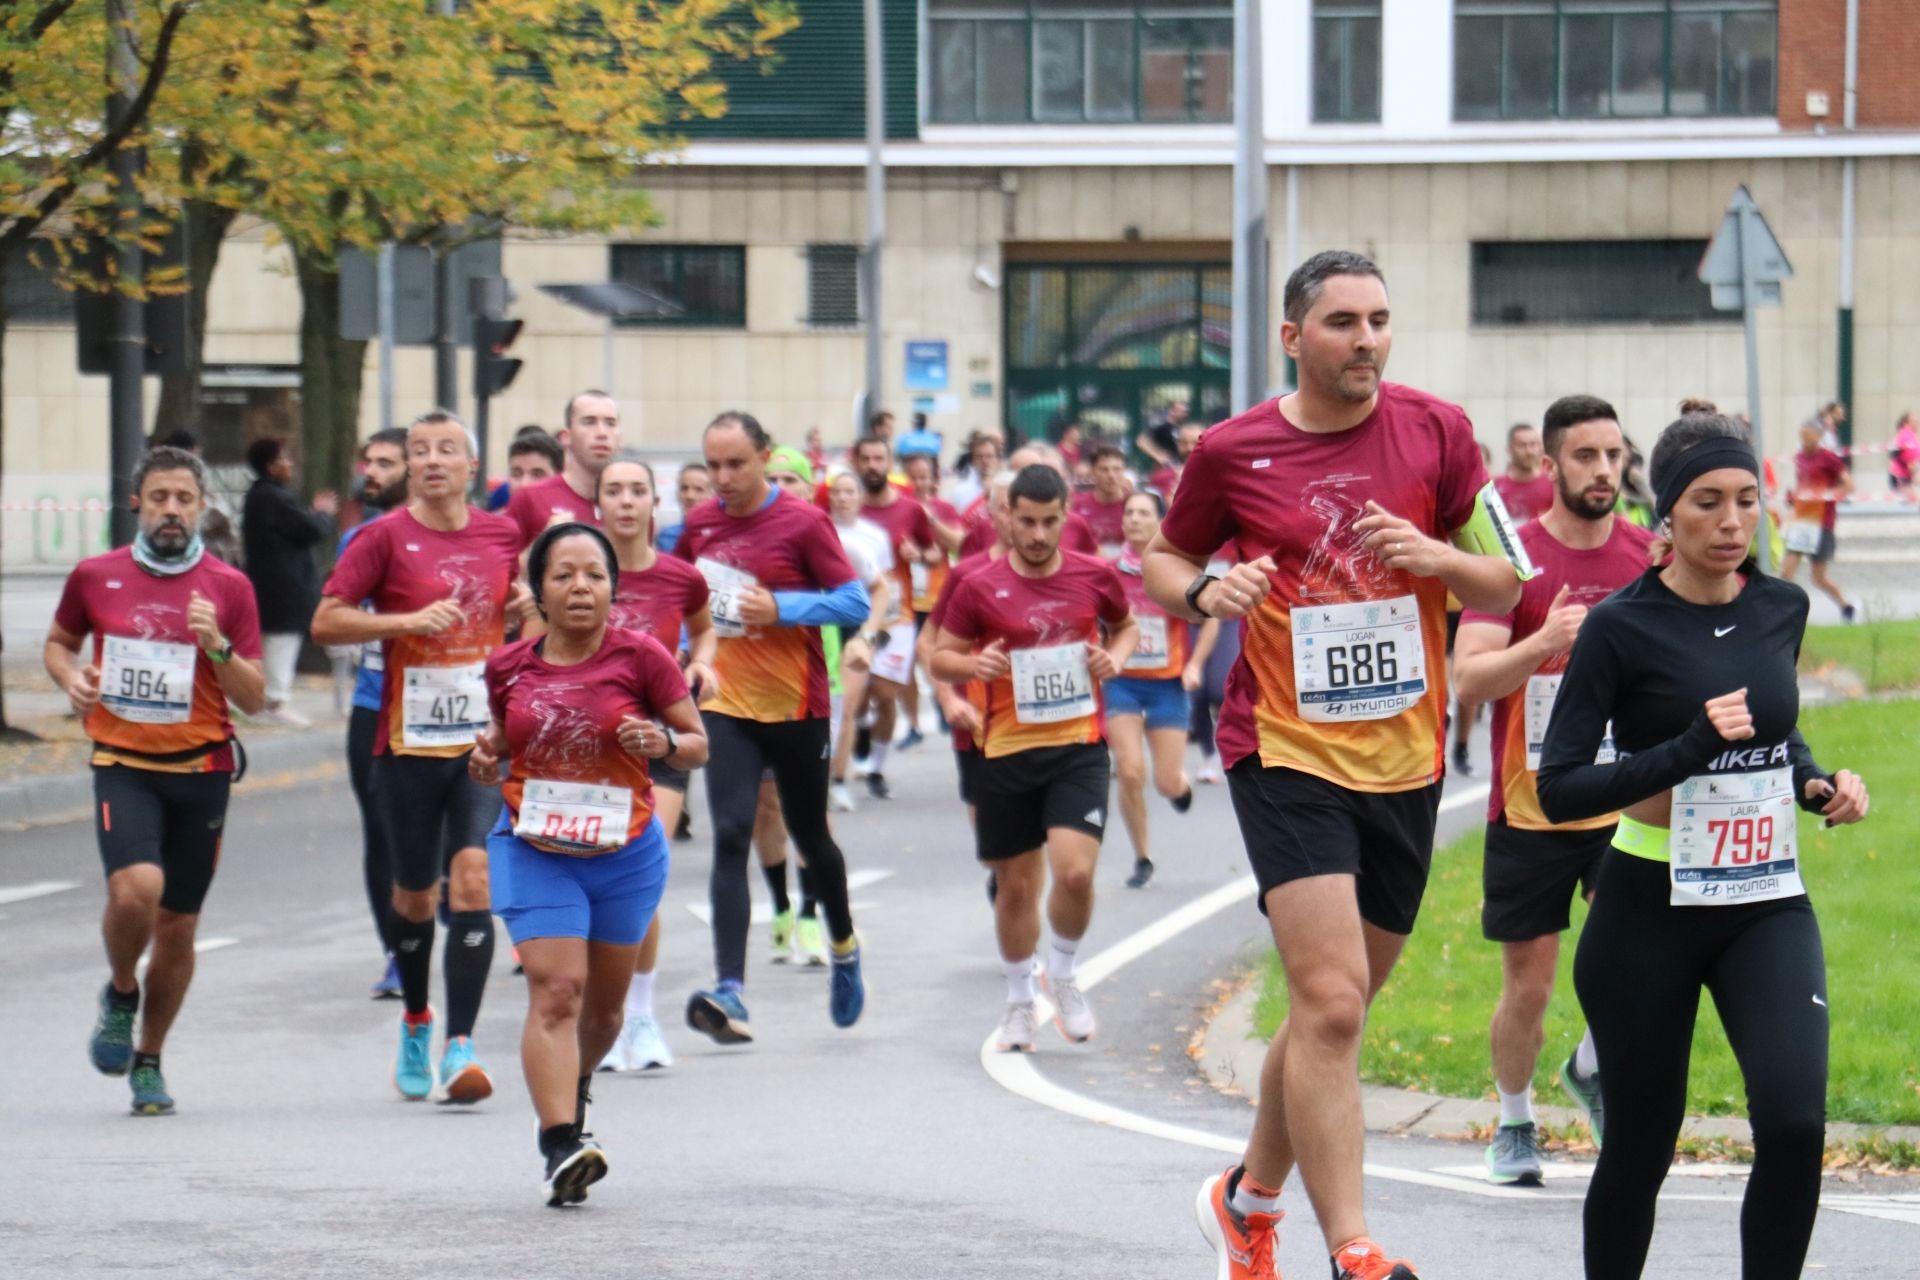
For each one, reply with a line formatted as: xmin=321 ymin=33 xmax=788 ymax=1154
xmin=1812 ymin=994 xmax=1827 ymax=1007
xmin=1714 ymin=626 xmax=1736 ymax=637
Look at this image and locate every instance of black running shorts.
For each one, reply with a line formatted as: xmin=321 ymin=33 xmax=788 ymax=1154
xmin=954 ymin=746 xmax=983 ymax=807
xmin=371 ymin=752 xmax=501 ymax=892
xmin=975 ymin=743 xmax=1110 ymax=862
xmin=1225 ymin=761 xmax=1442 ymax=936
xmin=93 ymin=764 xmax=232 ymax=915
xmin=1480 ymin=816 xmax=1612 ymax=943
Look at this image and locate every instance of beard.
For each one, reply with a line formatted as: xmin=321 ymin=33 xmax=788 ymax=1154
xmin=363 ymin=474 xmax=408 ymax=510
xmin=859 ymin=470 xmax=889 ymax=496
xmin=1559 ymin=477 xmax=1615 ymax=521
xmin=145 ymin=517 xmax=195 ymax=554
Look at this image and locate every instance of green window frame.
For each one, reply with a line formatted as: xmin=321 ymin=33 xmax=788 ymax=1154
xmin=1312 ymin=2 xmax=1382 ymax=123
xmin=1453 ymin=1 xmax=1777 ymax=121
xmin=608 ymin=244 xmax=746 ymax=329
xmin=927 ymin=4 xmax=1233 ymax=126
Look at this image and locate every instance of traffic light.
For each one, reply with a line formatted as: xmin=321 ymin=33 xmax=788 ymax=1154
xmin=472 ymin=315 xmax=522 ymax=398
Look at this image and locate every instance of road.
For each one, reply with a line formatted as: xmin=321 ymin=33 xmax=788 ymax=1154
xmin=1 ymin=731 xmax=1914 ymax=1279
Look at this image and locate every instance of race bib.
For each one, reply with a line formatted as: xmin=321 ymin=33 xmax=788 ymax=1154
xmin=101 ymin=635 xmax=196 ymax=724
xmin=1098 ymin=542 xmax=1124 ymax=562
xmin=401 ymin=661 xmax=488 ymax=749
xmin=1523 ymin=674 xmax=1615 ymax=771
xmin=362 ymin=641 xmax=385 ymax=675
xmin=1669 ymin=766 xmax=1804 ymax=907
xmin=697 ymin=557 xmax=757 ymax=639
xmin=1010 ymin=642 xmax=1095 ymax=725
xmin=909 ymin=560 xmax=931 ymax=598
xmin=1290 ymin=597 xmax=1427 ymax=723
xmin=1782 ymin=520 xmax=1822 ymax=555
xmin=515 ymin=779 xmax=633 ymax=854
xmin=1126 ymin=615 xmax=1170 ymax=671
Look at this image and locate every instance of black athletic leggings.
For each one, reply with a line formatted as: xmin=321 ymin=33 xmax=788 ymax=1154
xmin=703 ymin=712 xmax=853 ymax=983
xmin=346 ymin=706 xmax=395 ymax=954
xmin=1574 ymin=849 xmax=1828 ymax=1279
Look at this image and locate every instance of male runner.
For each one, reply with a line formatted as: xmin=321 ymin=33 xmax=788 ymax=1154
xmin=932 ymin=465 xmax=1135 ymax=1051
xmin=1495 ymin=422 xmax=1553 ymax=524
xmin=675 ymin=411 xmax=869 ymax=1040
xmin=1144 ymin=250 xmax=1529 ymax=1280
xmin=1071 ymin=444 xmax=1131 ymax=558
xmin=852 ymin=435 xmax=940 ymax=795
xmin=658 ymin=462 xmax=710 ymax=555
xmin=48 ymin=446 xmax=265 ymax=1114
xmin=959 ymin=444 xmax=1099 ymax=558
xmin=313 ymin=410 xmax=523 ymax=1103
xmin=505 ymin=390 xmax=620 ymax=546
xmin=1453 ymin=395 xmax=1653 ymax=1184
xmin=340 ymin=427 xmax=410 ymax=998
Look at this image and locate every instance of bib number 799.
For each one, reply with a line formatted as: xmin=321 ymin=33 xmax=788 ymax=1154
xmin=1709 ymin=816 xmax=1775 ymax=865
xmin=1324 ymin=640 xmax=1398 ymax=689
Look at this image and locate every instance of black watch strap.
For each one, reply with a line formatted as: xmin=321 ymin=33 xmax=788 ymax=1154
xmin=660 ymin=724 xmax=677 ymax=759
xmin=1184 ymin=573 xmax=1219 ymax=618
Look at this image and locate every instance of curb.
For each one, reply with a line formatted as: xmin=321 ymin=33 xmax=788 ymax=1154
xmin=0 ymin=726 xmax=346 ymax=830
xmin=1198 ymin=972 xmax=1920 ymax=1150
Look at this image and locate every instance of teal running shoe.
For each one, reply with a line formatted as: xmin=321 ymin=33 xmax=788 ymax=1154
xmin=1561 ymin=1053 xmax=1605 ymax=1149
xmin=1485 ymin=1121 xmax=1544 ymax=1186
xmin=394 ymin=1013 xmax=434 ymax=1100
xmin=89 ymin=982 xmax=137 ymax=1077
xmin=128 ymin=1061 xmax=174 ymax=1116
xmin=435 ymin=1035 xmax=493 ymax=1106
xmin=829 ymin=942 xmax=865 ymax=1029
xmin=686 ymin=984 xmax=753 ymax=1045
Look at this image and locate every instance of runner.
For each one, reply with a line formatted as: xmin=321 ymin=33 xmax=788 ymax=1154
xmin=1071 ymin=444 xmax=1131 ymax=558
xmin=1778 ymin=419 xmax=1857 ymax=621
xmin=657 ymin=462 xmax=710 ymax=555
xmin=826 ymin=468 xmax=896 ymax=814
xmin=505 ymin=389 xmax=621 ymax=547
xmin=674 ymin=411 xmax=869 ymax=1040
xmin=1106 ymin=491 xmax=1196 ymax=891
xmin=312 ymin=410 xmax=524 ymax=1103
xmin=471 ymin=521 xmax=707 ymax=1205
xmin=1537 ymin=411 xmax=1870 ymax=1278
xmin=523 ymin=456 xmax=717 ymax=1073
xmin=1144 ymin=250 xmax=1530 ymax=1280
xmin=852 ymin=435 xmax=939 ymax=796
xmin=959 ymin=444 xmax=1100 ymax=558
xmin=48 ymin=446 xmax=266 ymax=1115
xmin=1494 ymin=421 xmax=1553 ymax=523
xmin=339 ymin=427 xmax=410 ymax=998
xmin=1451 ymin=395 xmax=1654 ymax=1184
xmin=903 ymin=447 xmax=964 ymax=736
xmin=931 ymin=464 xmax=1137 ymax=1052
xmin=488 ymin=428 xmax=564 ymax=512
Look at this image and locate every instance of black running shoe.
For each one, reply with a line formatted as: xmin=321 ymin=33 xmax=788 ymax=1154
xmin=542 ymin=1135 xmax=608 ymax=1207
xmin=1451 ymin=741 xmax=1475 ymax=777
xmin=866 ymin=773 xmax=891 ymax=800
xmin=1125 ymin=859 xmax=1154 ymax=889
xmin=1171 ymin=787 xmax=1194 ymax=814
xmin=673 ymin=809 xmax=693 ymax=841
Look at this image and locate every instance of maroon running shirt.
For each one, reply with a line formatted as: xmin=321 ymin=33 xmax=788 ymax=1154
xmin=610 ymin=556 xmax=710 ymax=651
xmin=506 ymin=474 xmax=600 ymax=549
xmin=1072 ymin=491 xmax=1128 ymax=556
xmin=1494 ymin=472 xmax=1555 ymax=525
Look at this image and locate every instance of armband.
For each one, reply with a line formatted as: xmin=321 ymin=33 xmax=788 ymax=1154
xmin=1450 ymin=483 xmax=1538 ymax=581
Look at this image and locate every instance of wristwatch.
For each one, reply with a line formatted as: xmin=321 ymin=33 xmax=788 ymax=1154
xmin=205 ymin=638 xmax=234 ymax=664
xmin=1184 ymin=573 xmax=1219 ymax=618
xmin=658 ymin=723 xmax=677 ymax=760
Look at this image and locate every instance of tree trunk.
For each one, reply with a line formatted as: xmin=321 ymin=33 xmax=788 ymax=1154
xmin=154 ymin=197 xmax=239 ymax=436
xmin=294 ymin=243 xmax=366 ymax=504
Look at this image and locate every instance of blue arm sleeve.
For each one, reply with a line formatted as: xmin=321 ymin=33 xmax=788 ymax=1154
xmin=772 ymin=579 xmax=870 ymax=628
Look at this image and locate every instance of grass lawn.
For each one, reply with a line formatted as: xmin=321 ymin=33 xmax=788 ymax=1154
xmin=1800 ymin=618 xmax=1920 ymax=693
xmin=1254 ymin=697 xmax=1920 ymax=1127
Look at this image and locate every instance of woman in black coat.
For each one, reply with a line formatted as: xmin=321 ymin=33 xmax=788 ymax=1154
xmin=242 ymin=437 xmax=338 ymax=726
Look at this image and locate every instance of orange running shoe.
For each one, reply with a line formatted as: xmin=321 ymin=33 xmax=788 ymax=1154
xmin=1195 ymin=1167 xmax=1283 ymax=1279
xmin=1330 ymin=1238 xmax=1417 ymax=1280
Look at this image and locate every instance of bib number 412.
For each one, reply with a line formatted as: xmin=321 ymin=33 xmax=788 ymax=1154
xmin=427 ymin=693 xmax=471 ymax=726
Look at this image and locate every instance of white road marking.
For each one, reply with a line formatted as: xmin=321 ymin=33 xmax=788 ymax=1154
xmin=0 ymin=880 xmax=79 ymax=907
xmin=136 ymin=936 xmax=239 ymax=974
xmin=683 ymin=867 xmax=893 ymax=925
xmin=980 ymin=781 xmax=1916 ymax=1224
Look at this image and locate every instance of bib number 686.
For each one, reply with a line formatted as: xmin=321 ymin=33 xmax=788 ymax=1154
xmin=1326 ymin=640 xmax=1398 ymax=689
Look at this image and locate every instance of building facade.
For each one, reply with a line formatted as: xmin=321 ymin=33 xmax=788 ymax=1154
xmin=7 ymin=0 xmax=1918 ymax=565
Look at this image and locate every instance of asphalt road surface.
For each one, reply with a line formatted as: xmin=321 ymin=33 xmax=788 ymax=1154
xmin=1 ymin=732 xmax=1914 ymax=1278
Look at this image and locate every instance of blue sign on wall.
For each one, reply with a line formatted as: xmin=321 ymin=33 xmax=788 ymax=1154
xmin=904 ymin=340 xmax=949 ymax=391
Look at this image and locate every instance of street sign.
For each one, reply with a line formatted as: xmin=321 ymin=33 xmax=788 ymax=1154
xmin=1698 ymin=185 xmax=1792 ymax=311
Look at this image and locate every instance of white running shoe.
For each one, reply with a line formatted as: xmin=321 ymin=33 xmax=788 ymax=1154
xmin=597 ymin=1021 xmax=637 ymax=1073
xmin=1196 ymin=760 xmax=1224 ymax=785
xmin=829 ymin=782 xmax=856 ymax=813
xmin=852 ymin=757 xmax=874 ymax=779
xmin=1043 ymin=973 xmax=1097 ymax=1043
xmin=994 ymin=1001 xmax=1038 ymax=1053
xmin=626 ymin=1014 xmax=673 ymax=1070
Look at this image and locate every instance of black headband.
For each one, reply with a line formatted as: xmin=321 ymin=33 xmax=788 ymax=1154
xmin=1652 ymin=437 xmax=1760 ymax=523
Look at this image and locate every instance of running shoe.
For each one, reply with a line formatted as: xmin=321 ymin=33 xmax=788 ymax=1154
xmin=1126 ymin=858 xmax=1155 ymax=889
xmin=627 ymin=1013 xmax=673 ymax=1070
xmin=128 ymin=1061 xmax=174 ymax=1116
xmin=673 ymin=809 xmax=693 ymax=841
xmin=1485 ymin=1120 xmax=1544 ymax=1185
xmin=828 ymin=782 xmax=856 ymax=813
xmin=370 ymin=955 xmax=402 ymax=1000
xmin=1195 ymin=1169 xmax=1283 ymax=1279
xmin=829 ymin=942 xmax=865 ymax=1028
xmin=595 ymin=1032 xmax=633 ymax=1074
xmin=994 ymin=1001 xmax=1037 ymax=1053
xmin=866 ymin=773 xmax=891 ymax=800
xmin=435 ymin=1035 xmax=493 ymax=1105
xmin=1450 ymin=741 xmax=1474 ymax=777
xmin=900 ymin=727 xmax=925 ymax=750
xmin=769 ymin=907 xmax=797 ymax=962
xmin=1560 ymin=1054 xmax=1605 ymax=1149
xmin=793 ymin=915 xmax=828 ymax=967
xmin=1842 ymin=603 xmax=1857 ymax=624
xmin=686 ymin=984 xmax=754 ymax=1045
xmin=1197 ymin=760 xmax=1224 ymax=786
xmin=1042 ymin=972 xmax=1096 ymax=1043
xmin=542 ymin=1133 xmax=608 ymax=1207
xmin=394 ymin=1012 xmax=435 ymax=1100
xmin=1331 ymin=1238 xmax=1419 ymax=1280
xmin=88 ymin=982 xmax=137 ymax=1076
xmin=1171 ymin=786 xmax=1194 ymax=814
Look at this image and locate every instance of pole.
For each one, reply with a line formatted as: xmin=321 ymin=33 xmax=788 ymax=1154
xmin=106 ymin=0 xmax=145 ymax=549
xmin=1836 ymin=0 xmax=1859 ymax=455
xmin=1282 ymin=164 xmax=1301 ymax=392
xmin=1229 ymin=0 xmax=1268 ymax=413
xmin=377 ymin=243 xmax=396 ymax=431
xmin=433 ymin=248 xmax=458 ymax=415
xmin=861 ymin=0 xmax=885 ymax=429
xmin=1737 ymin=205 xmax=1773 ymax=574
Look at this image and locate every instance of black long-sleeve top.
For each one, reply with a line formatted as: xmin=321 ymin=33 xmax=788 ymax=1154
xmin=1537 ymin=566 xmax=1831 ymax=825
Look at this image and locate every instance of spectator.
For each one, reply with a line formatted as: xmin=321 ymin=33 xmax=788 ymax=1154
xmin=1147 ymin=422 xmax=1204 ymax=499
xmin=805 ymin=426 xmax=828 ymax=479
xmin=486 ymin=425 xmax=563 ymax=511
xmin=1889 ymin=411 xmax=1918 ymax=497
xmin=148 ymin=426 xmax=241 ymax=563
xmin=241 ymin=436 xmax=338 ymax=726
xmin=1137 ymin=399 xmax=1189 ymax=467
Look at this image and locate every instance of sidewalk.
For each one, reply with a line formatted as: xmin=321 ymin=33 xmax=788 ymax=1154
xmin=1195 ymin=974 xmax=1920 ymax=1151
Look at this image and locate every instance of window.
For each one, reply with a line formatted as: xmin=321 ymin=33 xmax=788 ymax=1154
xmin=1454 ymin=1 xmax=1776 ymax=121
xmin=4 ymin=244 xmax=73 ymax=324
xmin=806 ymin=244 xmax=862 ymax=328
xmin=928 ymin=3 xmax=1232 ymax=125
xmin=1313 ymin=2 xmax=1381 ymax=123
xmin=1470 ymin=240 xmax=1727 ymax=326
xmin=608 ymin=245 xmax=746 ymax=328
